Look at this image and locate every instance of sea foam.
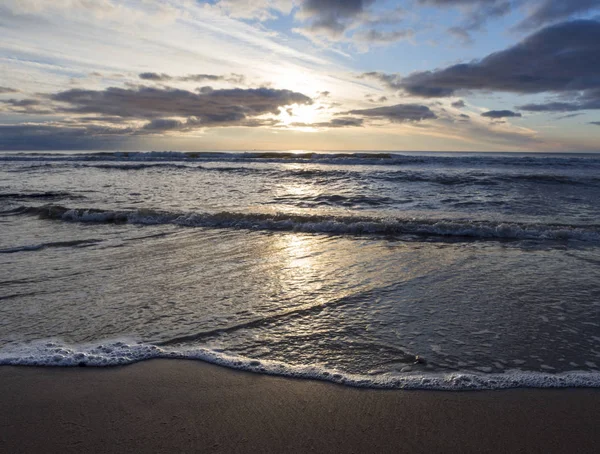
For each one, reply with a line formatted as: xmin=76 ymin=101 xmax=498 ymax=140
xmin=2 ymin=339 xmax=600 ymax=391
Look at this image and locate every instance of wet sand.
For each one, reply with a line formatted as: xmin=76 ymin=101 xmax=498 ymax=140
xmin=1 ymin=359 xmax=600 ymax=453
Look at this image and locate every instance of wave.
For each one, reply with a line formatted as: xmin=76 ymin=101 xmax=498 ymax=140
xmin=92 ymin=165 xmax=600 ymax=187
xmin=377 ymin=171 xmax=600 ymax=186
xmin=0 ymin=239 xmax=101 ymax=254
xmin=268 ymin=193 xmax=396 ymax=208
xmin=5 ymin=159 xmax=599 ymax=188
xmin=2 ymin=339 xmax=600 ymax=390
xmin=0 ymin=191 xmax=84 ymax=200
xmin=9 ymin=204 xmax=600 ymax=242
xmin=2 ymin=151 xmax=600 ymax=168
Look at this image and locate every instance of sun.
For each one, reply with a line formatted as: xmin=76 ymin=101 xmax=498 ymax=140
xmin=279 ymin=103 xmax=321 ymax=127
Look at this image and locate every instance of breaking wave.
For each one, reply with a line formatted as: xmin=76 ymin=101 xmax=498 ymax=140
xmin=2 ymin=339 xmax=600 ymax=390
xmin=7 ymin=204 xmax=600 ymax=242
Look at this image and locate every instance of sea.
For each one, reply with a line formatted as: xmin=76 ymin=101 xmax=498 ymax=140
xmin=1 ymin=150 xmax=600 ymax=390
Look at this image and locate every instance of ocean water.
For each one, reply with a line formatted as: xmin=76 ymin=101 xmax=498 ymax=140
xmin=1 ymin=150 xmax=600 ymax=390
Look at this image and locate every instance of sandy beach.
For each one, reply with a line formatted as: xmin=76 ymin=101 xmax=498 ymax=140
xmin=1 ymin=359 xmax=599 ymax=453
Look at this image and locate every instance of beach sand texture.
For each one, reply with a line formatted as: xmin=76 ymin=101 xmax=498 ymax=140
xmin=2 ymin=359 xmax=600 ymax=453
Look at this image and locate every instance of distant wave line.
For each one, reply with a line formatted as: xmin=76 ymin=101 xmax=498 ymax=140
xmin=2 ymin=151 xmax=600 ymax=168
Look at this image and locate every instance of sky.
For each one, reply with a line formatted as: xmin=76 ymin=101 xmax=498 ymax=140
xmin=1 ymin=0 xmax=599 ymax=152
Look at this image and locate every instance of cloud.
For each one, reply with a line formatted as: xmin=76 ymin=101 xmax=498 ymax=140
xmin=590 ymin=121 xmax=600 ymax=125
xmin=0 ymin=98 xmax=53 ymax=114
xmin=518 ymin=89 xmax=600 ymax=112
xmin=298 ymin=0 xmax=377 ymax=37
xmin=139 ymin=72 xmax=172 ymax=81
xmin=345 ymin=104 xmax=437 ymax=122
xmin=139 ymin=116 xmax=278 ymax=132
xmin=359 ymin=71 xmax=403 ymax=90
xmin=0 ymin=86 xmax=19 ymax=94
xmin=0 ymin=83 xmax=314 ymax=149
xmin=214 ymin=0 xmax=294 ymax=21
xmin=141 ymin=118 xmax=185 ymax=131
xmin=139 ymin=73 xmax=246 ymax=84
xmin=418 ymin=0 xmax=513 ymax=32
xmin=447 ymin=26 xmax=474 ymax=45
xmin=327 ymin=117 xmax=364 ymax=127
xmin=293 ymin=0 xmax=407 ymax=48
xmin=352 ymin=29 xmax=414 ymax=45
xmin=0 ymin=84 xmax=314 ymax=149
xmin=554 ymin=113 xmax=583 ymax=120
xmin=481 ymin=110 xmax=522 ymax=118
xmin=417 ymin=1 xmax=600 ymax=34
xmin=391 ymin=20 xmax=600 ymax=98
xmin=451 ymin=100 xmax=466 ymax=108
xmin=0 ymin=123 xmax=135 ymax=151
xmin=50 ymin=86 xmax=312 ymax=125
xmin=517 ymin=0 xmax=600 ymax=30
xmin=1 ymin=98 xmax=40 ymax=107
xmin=292 ymin=117 xmax=364 ymax=128
xmin=181 ymin=73 xmax=245 ymax=84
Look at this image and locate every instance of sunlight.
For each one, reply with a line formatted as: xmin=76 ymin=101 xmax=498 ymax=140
xmin=279 ymin=103 xmax=321 ymax=128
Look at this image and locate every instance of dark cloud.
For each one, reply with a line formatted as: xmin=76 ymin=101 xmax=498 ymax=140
xmin=517 ymin=0 xmax=600 ymax=30
xmin=296 ymin=0 xmax=376 ymax=37
xmin=142 ymin=118 xmax=185 ymax=131
xmin=181 ymin=74 xmax=222 ymax=82
xmin=140 ymin=116 xmax=278 ymax=133
xmin=0 ymin=124 xmax=135 ymax=151
xmin=481 ymin=110 xmax=522 ymax=118
xmin=554 ymin=113 xmax=584 ymax=120
xmin=1 ymin=98 xmax=40 ymax=107
xmin=0 ymin=85 xmax=313 ymax=149
xmin=293 ymin=117 xmax=364 ymax=128
xmin=292 ymin=1 xmax=409 ymax=48
xmin=417 ymin=1 xmax=600 ymax=33
xmin=393 ymin=20 xmax=600 ymax=98
xmin=353 ymin=29 xmax=414 ymax=44
xmin=139 ymin=73 xmax=245 ymax=84
xmin=301 ymin=0 xmax=375 ymax=17
xmin=0 ymin=98 xmax=53 ymax=115
xmin=180 ymin=73 xmax=245 ymax=84
xmin=359 ymin=71 xmax=403 ymax=90
xmin=78 ymin=116 xmax=130 ymax=123
xmin=518 ymin=89 xmax=600 ymax=112
xmin=459 ymin=113 xmax=470 ymax=119
xmin=345 ymin=104 xmax=437 ymax=122
xmin=0 ymin=86 xmax=19 ymax=94
xmin=590 ymin=121 xmax=600 ymax=125
xmin=452 ymin=100 xmax=466 ymax=108
xmin=518 ymin=102 xmax=579 ymax=112
xmin=50 ymin=86 xmax=312 ymax=125
xmin=139 ymin=72 xmax=172 ymax=81
xmin=365 ymin=94 xmax=389 ymax=103
xmin=326 ymin=117 xmax=364 ymax=127
xmin=418 ymin=0 xmax=513 ymax=32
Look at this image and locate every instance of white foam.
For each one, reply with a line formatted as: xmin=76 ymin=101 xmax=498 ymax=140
xmin=2 ymin=340 xmax=600 ymax=391
xmin=20 ymin=205 xmax=600 ymax=243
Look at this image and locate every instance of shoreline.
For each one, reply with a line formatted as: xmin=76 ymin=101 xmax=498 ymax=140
xmin=2 ymin=359 xmax=600 ymax=453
